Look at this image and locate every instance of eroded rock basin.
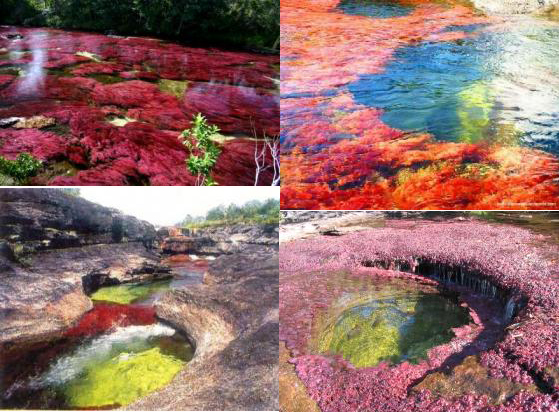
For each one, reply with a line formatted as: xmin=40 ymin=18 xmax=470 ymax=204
xmin=280 ymin=219 xmax=559 ymax=411
xmin=0 ymin=26 xmax=279 ymax=185
xmin=311 ymin=277 xmax=472 ymax=368
xmin=2 ymin=265 xmax=202 ymax=409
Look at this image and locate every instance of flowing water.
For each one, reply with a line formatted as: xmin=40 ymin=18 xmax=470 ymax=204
xmin=280 ymin=0 xmax=559 ymax=209
xmin=310 ymin=277 xmax=472 ymax=368
xmin=2 ymin=263 xmax=204 ymax=409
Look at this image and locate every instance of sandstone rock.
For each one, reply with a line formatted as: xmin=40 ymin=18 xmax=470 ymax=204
xmin=0 ymin=189 xmax=165 ymax=358
xmin=128 ymin=245 xmax=279 ymax=411
xmin=472 ymin=0 xmax=559 ymax=14
xmin=13 ymin=116 xmax=56 ymax=129
xmin=160 ymin=223 xmax=278 ymax=255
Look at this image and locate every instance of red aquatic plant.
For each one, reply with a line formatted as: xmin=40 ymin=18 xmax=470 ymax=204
xmin=280 ymin=0 xmax=559 ymax=209
xmin=0 ymin=26 xmax=278 ymax=185
xmin=64 ymin=303 xmax=156 ymax=338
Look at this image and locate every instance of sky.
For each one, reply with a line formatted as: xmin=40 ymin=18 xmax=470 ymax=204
xmin=79 ymin=187 xmax=279 ymax=226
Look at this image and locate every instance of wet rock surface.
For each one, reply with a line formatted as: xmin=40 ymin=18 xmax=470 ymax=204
xmin=128 ymin=244 xmax=279 ymax=411
xmin=280 ymin=219 xmax=559 ymax=411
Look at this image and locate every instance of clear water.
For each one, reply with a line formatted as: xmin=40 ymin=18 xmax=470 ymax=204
xmin=315 ymin=281 xmax=471 ymax=368
xmin=337 ymin=0 xmax=414 ymax=18
xmin=348 ymin=21 xmax=559 ymax=155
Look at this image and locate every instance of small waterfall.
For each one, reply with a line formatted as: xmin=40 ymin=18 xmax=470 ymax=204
xmin=363 ymin=257 xmax=522 ymax=317
xmin=504 ymin=298 xmax=516 ymax=323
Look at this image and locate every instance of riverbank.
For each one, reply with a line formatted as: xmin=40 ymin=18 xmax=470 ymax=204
xmin=0 ymin=26 xmax=279 ymax=186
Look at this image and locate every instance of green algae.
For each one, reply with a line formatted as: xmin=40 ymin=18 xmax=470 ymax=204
xmin=457 ymin=81 xmax=494 ymax=143
xmin=64 ymin=347 xmax=185 ymax=408
xmin=89 ymin=73 xmax=126 ymax=84
xmin=158 ymin=79 xmax=189 ymax=99
xmin=90 ymin=280 xmax=172 ymax=304
xmin=315 ymin=279 xmax=471 ymax=368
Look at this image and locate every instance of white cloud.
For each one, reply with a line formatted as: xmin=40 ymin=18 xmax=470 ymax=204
xmin=78 ymin=187 xmax=279 ymax=226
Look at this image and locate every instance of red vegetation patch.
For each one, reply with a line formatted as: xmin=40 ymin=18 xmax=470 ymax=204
xmin=0 ymin=26 xmax=278 ymax=185
xmin=64 ymin=303 xmax=156 ymax=338
xmin=183 ymin=82 xmax=279 ymax=136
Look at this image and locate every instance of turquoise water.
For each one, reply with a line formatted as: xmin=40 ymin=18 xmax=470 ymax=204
xmin=347 ymin=20 xmax=559 ymax=155
xmin=337 ymin=0 xmax=414 ymax=18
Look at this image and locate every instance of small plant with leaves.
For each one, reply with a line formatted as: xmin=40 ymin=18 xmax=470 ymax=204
xmin=180 ymin=113 xmax=221 ymax=186
xmin=0 ymin=153 xmax=42 ymax=183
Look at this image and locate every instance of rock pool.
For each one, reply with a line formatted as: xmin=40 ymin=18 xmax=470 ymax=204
xmin=312 ymin=278 xmax=471 ymax=368
xmin=280 ymin=218 xmax=559 ymax=411
xmin=1 ymin=262 xmax=204 ymax=409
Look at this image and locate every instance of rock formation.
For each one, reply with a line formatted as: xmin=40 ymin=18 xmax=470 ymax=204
xmin=0 ymin=189 xmax=166 ymax=357
xmin=0 ymin=189 xmax=279 ymax=410
xmin=129 ymin=244 xmax=279 ymax=411
xmin=472 ymin=0 xmax=559 ymax=14
xmin=160 ymin=223 xmax=279 ymax=255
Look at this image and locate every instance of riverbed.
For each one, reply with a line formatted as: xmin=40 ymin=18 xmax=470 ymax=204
xmin=280 ymin=0 xmax=559 ymax=209
xmin=1 ymin=260 xmax=205 ymax=409
xmin=0 ymin=26 xmax=279 ymax=185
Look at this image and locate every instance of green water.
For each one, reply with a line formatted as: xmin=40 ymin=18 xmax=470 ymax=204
xmin=65 ymin=346 xmax=184 ymax=408
xmin=29 ymin=323 xmax=194 ymax=409
xmin=90 ymin=280 xmax=172 ymax=304
xmin=315 ymin=281 xmax=471 ymax=368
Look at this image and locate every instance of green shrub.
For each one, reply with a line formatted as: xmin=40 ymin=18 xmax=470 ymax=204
xmin=180 ymin=198 xmax=280 ymax=227
xmin=0 ymin=153 xmax=42 ymax=182
xmin=180 ymin=113 xmax=221 ymax=186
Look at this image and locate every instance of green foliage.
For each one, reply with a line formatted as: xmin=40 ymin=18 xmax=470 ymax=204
xmin=180 ymin=113 xmax=221 ymax=186
xmin=0 ymin=153 xmax=42 ymax=182
xmin=180 ymin=198 xmax=280 ymax=228
xmin=1 ymin=0 xmax=279 ymax=50
xmin=58 ymin=188 xmax=81 ymax=197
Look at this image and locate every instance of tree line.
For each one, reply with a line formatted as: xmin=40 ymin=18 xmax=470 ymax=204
xmin=1 ymin=0 xmax=279 ymax=50
xmin=180 ymin=198 xmax=279 ymax=227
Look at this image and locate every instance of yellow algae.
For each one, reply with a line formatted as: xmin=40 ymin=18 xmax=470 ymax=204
xmin=457 ymin=81 xmax=494 ymax=143
xmin=158 ymin=79 xmax=188 ymax=99
xmin=65 ymin=347 xmax=185 ymax=408
xmin=90 ymin=280 xmax=171 ymax=304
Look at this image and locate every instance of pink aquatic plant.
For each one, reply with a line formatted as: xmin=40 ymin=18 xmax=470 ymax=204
xmin=280 ymin=219 xmax=559 ymax=411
